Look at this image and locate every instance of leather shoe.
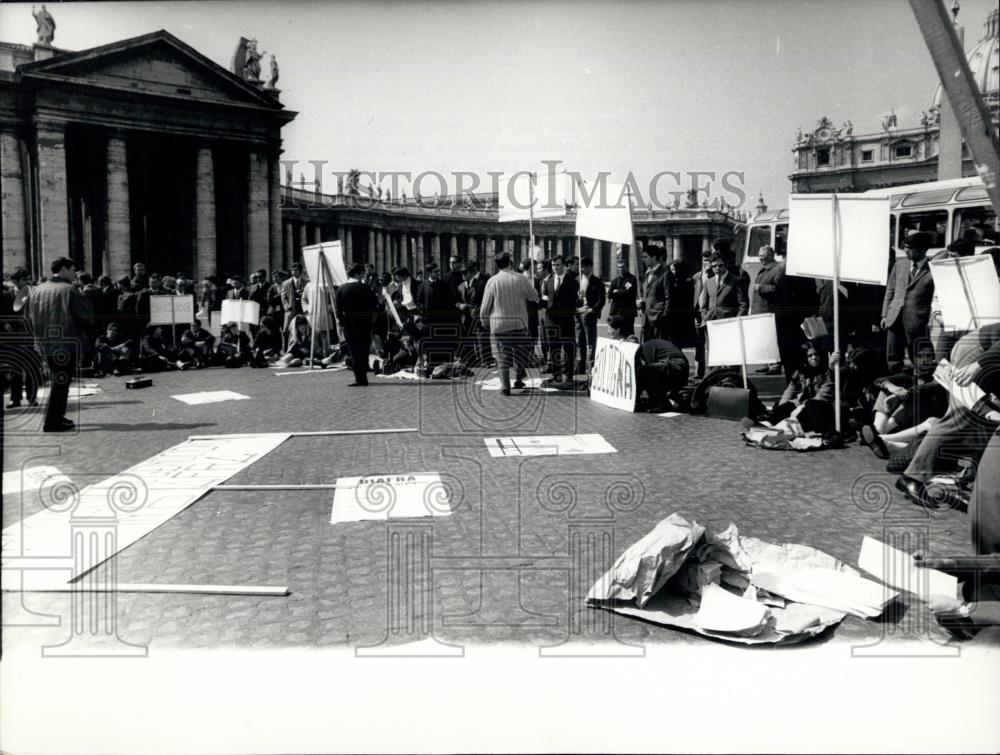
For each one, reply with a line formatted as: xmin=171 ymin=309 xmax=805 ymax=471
xmin=895 ymin=475 xmax=968 ymax=510
xmin=348 ymin=381 xmax=368 ymax=387
xmin=513 ymin=380 xmax=526 ymax=390
xmin=861 ymin=425 xmax=889 ymax=459
xmin=500 ymin=388 xmax=511 ymax=396
xmin=43 ymin=418 xmax=76 ymax=433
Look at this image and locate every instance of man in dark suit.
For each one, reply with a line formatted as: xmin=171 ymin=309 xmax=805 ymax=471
xmin=249 ymin=269 xmax=270 ymax=309
xmin=27 ymin=257 xmax=94 ymax=432
xmin=608 ymin=256 xmax=639 ymax=338
xmin=703 ymin=254 xmax=749 ymax=322
xmin=751 ymin=245 xmax=787 ymax=375
xmin=446 ymin=255 xmax=466 ymax=305
xmin=692 ymin=250 xmax=716 ymax=378
xmin=541 ymin=254 xmax=579 ymax=383
xmin=458 ymin=260 xmax=491 ymax=365
xmin=418 ymin=262 xmax=461 ymax=365
xmin=713 ymin=238 xmax=751 ymax=299
xmin=335 ymin=263 xmax=379 ymax=386
xmin=882 ymin=231 xmax=936 ymax=372
xmin=641 ymin=244 xmax=671 ymax=342
xmin=226 ymin=273 xmax=251 ymax=300
xmin=280 ymin=263 xmax=307 ymax=332
xmin=576 ymin=256 xmax=606 ymax=373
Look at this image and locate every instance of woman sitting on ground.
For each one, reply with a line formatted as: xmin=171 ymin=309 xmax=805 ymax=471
xmin=250 ymin=315 xmax=284 ymax=367
xmin=276 ymin=314 xmax=312 ymax=368
xmin=139 ymin=325 xmax=183 ymax=372
xmin=763 ymin=343 xmax=835 ymax=434
xmin=861 ymin=340 xmax=948 ymax=459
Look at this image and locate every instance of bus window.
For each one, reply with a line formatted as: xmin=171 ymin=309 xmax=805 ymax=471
xmin=953 ymin=205 xmax=997 ymax=246
xmin=774 ymin=224 xmax=788 ymax=257
xmin=898 ymin=209 xmax=948 ymax=247
xmin=746 ymin=225 xmax=771 ymax=258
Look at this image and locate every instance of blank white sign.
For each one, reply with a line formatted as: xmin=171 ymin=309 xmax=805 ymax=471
xmin=221 ymin=299 xmax=260 ymax=325
xmin=786 ymin=194 xmax=890 ymax=285
xmin=484 ymin=433 xmax=617 ymax=457
xmin=706 ymin=314 xmax=780 ymax=367
xmin=930 ymin=255 xmax=1000 ymax=330
xmin=303 ymin=241 xmax=348 ymax=288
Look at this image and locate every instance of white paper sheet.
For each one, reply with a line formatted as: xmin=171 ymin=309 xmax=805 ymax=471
xmin=706 ymin=314 xmax=780 ymax=367
xmin=857 ymin=535 xmax=958 ymax=599
xmin=330 ymin=472 xmax=452 ymax=523
xmin=692 ymin=583 xmax=770 ymax=634
xmin=930 ymin=255 xmax=1000 ymax=330
xmin=933 ymin=359 xmax=988 ymax=413
xmin=477 ymin=377 xmax=557 ymax=392
xmin=786 ymin=194 xmax=891 ymax=285
xmin=2 ymin=433 xmax=291 ymax=590
xmin=171 ymin=391 xmax=252 ymax=405
xmin=484 ymin=433 xmax=617 ymax=458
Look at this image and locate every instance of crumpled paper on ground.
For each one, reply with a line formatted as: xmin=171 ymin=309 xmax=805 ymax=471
xmin=587 ymin=514 xmax=859 ymax=645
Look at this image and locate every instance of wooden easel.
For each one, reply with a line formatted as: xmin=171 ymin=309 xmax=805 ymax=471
xmin=306 ymin=248 xmax=341 ymax=370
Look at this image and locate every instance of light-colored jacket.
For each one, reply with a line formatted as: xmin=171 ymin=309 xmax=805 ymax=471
xmin=479 ymin=269 xmax=540 ymax=334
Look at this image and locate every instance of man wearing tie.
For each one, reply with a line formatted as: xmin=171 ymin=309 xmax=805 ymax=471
xmin=541 ymin=255 xmax=579 ymax=384
xmin=641 ymin=244 xmax=671 ymax=342
xmin=881 ymin=231 xmax=936 ymax=373
xmin=575 ymin=256 xmax=606 ymax=374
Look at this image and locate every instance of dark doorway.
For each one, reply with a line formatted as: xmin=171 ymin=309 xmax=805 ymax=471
xmin=66 ymin=126 xmax=107 ymax=276
xmin=127 ymin=133 xmax=195 ymax=277
xmin=214 ymin=145 xmax=248 ymax=279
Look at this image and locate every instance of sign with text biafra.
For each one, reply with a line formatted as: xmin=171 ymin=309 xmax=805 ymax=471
xmin=590 ymin=337 xmax=639 ymax=412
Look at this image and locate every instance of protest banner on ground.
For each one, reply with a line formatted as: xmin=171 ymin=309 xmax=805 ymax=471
xmin=574 ymin=179 xmax=634 ymax=245
xmin=330 ymin=472 xmax=452 ymax=523
xmin=706 ymin=314 xmax=780 ymax=388
xmin=221 ymin=299 xmax=260 ymax=327
xmin=589 ymin=336 xmax=640 ymax=412
xmin=149 ymin=295 xmax=194 ymax=327
xmin=929 ymin=254 xmax=1000 ymax=330
xmin=302 ymin=241 xmax=348 ymax=288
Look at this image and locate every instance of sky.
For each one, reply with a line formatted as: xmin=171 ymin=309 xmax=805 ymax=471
xmin=2 ymin=0 xmax=996 ymax=212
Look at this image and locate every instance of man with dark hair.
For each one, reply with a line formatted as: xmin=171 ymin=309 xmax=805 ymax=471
xmin=446 ymin=255 xmax=465 ymax=305
xmin=27 ymin=257 xmax=94 ymax=432
xmin=712 ymin=238 xmax=750 ymax=297
xmin=392 ymin=266 xmax=420 ymax=317
xmin=418 ymin=262 xmax=461 ymax=365
xmin=249 ymin=269 xmax=270 ymax=309
xmin=281 ymin=263 xmax=307 ymax=332
xmin=336 ymin=262 xmax=379 ymax=386
xmin=692 ymin=249 xmax=716 ymax=379
xmin=608 ymin=256 xmax=639 ymax=338
xmin=541 ymin=254 xmax=579 ymax=384
xmin=179 ymin=318 xmax=215 ymax=367
xmin=703 ymin=253 xmax=748 ymax=321
xmin=576 ymin=256 xmax=606 ymax=373
xmin=480 ymin=252 xmax=539 ymax=394
xmin=226 ymin=273 xmax=250 ymax=300
xmin=458 ymin=260 xmax=491 ymax=365
xmin=607 ymin=314 xmax=689 ymax=412
xmin=641 ymin=243 xmax=671 ymax=341
xmin=882 ymin=230 xmax=936 ymax=372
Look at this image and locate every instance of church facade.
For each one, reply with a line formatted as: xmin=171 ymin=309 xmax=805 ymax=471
xmin=0 ymin=28 xmax=295 ymax=280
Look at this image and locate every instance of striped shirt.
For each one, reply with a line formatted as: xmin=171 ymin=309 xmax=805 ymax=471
xmin=479 ymin=268 xmax=540 ymax=334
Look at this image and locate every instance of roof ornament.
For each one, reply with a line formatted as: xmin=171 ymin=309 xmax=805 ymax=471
xmin=32 ymin=4 xmax=55 ymax=46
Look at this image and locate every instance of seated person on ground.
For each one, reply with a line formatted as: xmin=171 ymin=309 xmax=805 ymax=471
xmin=764 ymin=343 xmax=835 ymax=434
xmin=380 ymin=323 xmax=420 ymax=374
xmin=607 ymin=315 xmax=689 ymax=412
xmin=861 ymin=340 xmax=948 ymax=459
xmin=179 ymin=318 xmax=216 ymax=367
xmin=217 ymin=322 xmax=253 ymax=366
xmin=139 ymin=325 xmax=183 ymax=372
xmin=250 ymin=315 xmax=283 ymax=366
xmin=277 ymin=314 xmax=312 ymax=368
xmin=92 ymin=322 xmax=134 ymax=375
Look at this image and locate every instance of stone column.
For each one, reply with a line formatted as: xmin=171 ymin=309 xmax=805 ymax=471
xmin=299 ymin=223 xmax=308 ymax=253
xmin=432 ymin=234 xmax=441 ymax=268
xmin=673 ymin=237 xmax=683 ymax=262
xmin=467 ymin=235 xmax=476 ymax=260
xmin=702 ymin=236 xmax=713 ymax=254
xmin=192 ymin=145 xmax=215 ymax=282
xmin=450 ymin=235 xmax=459 ymax=260
xmin=375 ymin=231 xmax=385 ymax=272
xmin=592 ymin=240 xmax=602 ymax=278
xmin=311 ymin=224 xmax=320 ymax=245
xmin=1 ymin=129 xmax=30 ymax=274
xmin=246 ymin=150 xmax=271 ymax=276
xmin=36 ymin=122 xmax=70 ymax=270
xmin=283 ymin=221 xmax=293 ymax=267
xmin=368 ymin=228 xmax=376 ymax=268
xmin=344 ymin=227 xmax=353 ymax=261
xmin=574 ymin=237 xmax=582 ymax=261
xmin=268 ymin=155 xmax=282 ymax=273
xmin=416 ymin=234 xmax=425 ymax=274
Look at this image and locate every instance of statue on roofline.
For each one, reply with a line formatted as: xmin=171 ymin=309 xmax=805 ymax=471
xmin=244 ymin=39 xmax=265 ymax=82
xmin=267 ymin=54 xmax=279 ymax=89
xmin=33 ymin=5 xmax=55 ymax=46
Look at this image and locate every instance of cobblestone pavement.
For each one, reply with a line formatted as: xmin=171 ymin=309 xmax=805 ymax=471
xmin=2 ymin=362 xmax=977 ymax=654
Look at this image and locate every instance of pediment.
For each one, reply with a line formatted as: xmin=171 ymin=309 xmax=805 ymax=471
xmin=20 ymin=31 xmax=281 ymax=109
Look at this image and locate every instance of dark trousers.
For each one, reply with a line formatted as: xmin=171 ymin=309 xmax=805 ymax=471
xmin=344 ymin=328 xmax=372 ymax=385
xmin=767 ymin=399 xmax=835 ymax=434
xmin=886 ymin=321 xmax=926 ymax=373
xmin=639 ymin=357 xmax=689 ymax=405
xmin=44 ymin=354 xmax=75 ymax=427
xmin=576 ymin=313 xmax=599 ymax=372
xmin=904 ymin=404 xmax=998 ymax=481
xmin=547 ymin=317 xmax=576 ymax=380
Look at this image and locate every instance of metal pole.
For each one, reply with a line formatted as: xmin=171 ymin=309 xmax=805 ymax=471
xmin=832 ymin=195 xmax=842 ymax=433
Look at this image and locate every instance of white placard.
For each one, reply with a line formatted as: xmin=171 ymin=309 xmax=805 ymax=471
xmin=149 ymin=295 xmax=195 ymax=326
xmin=929 ymin=255 xmax=1000 ymax=330
xmin=302 ymin=241 xmax=348 ymax=288
xmin=383 ymin=287 xmax=403 ymax=328
xmin=497 ymin=172 xmax=569 ymax=222
xmin=171 ymin=391 xmax=252 ymax=405
xmin=857 ymin=536 xmax=957 ymax=599
xmin=207 ymin=311 xmax=222 ymax=339
xmin=330 ymin=472 xmax=451 ymax=523
xmin=786 ymin=194 xmax=890 ymax=285
xmin=589 ymin=337 xmax=640 ymax=412
xmin=484 ymin=433 xmax=617 ymax=458
xmin=706 ymin=314 xmax=780 ymax=367
xmin=221 ymin=299 xmax=260 ymax=326
xmin=574 ymin=179 xmax=634 ymax=245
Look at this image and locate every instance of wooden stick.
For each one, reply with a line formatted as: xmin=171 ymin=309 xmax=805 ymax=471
xmin=737 ymin=315 xmax=748 ymax=390
xmin=14 ymin=583 xmax=290 ymax=596
xmin=832 ymin=194 xmax=842 ymax=433
xmin=188 ymin=428 xmax=417 ymax=440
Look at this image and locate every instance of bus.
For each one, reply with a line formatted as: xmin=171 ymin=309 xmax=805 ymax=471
xmin=742 ymin=176 xmax=997 ymax=279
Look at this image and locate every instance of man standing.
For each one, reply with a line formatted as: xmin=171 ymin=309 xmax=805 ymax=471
xmin=703 ymin=254 xmax=749 ymax=322
xmin=479 ymin=251 xmax=540 ymax=394
xmin=608 ymin=256 xmax=639 ymax=338
xmin=281 ymin=263 xmax=307 ymax=332
xmin=641 ymin=244 xmax=671 ymax=342
xmin=418 ymin=262 xmax=461 ymax=365
xmin=751 ymin=245 xmax=786 ymax=375
xmin=458 ymin=260 xmax=491 ymax=366
xmin=882 ymin=231 xmax=936 ymax=373
xmin=27 ymin=257 xmax=94 ymax=432
xmin=713 ymin=238 xmax=750 ymax=299
xmin=693 ymin=249 xmax=716 ymax=379
xmin=249 ymin=269 xmax=270 ymax=309
xmin=335 ymin=263 xmax=379 ymax=387
xmin=226 ymin=274 xmax=250 ymax=300
xmin=541 ymin=255 xmax=579 ymax=384
xmin=576 ymin=256 xmax=606 ymax=374
xmin=446 ymin=255 xmax=465 ymax=305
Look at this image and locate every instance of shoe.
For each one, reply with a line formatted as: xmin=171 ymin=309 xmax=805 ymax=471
xmin=894 ymin=475 xmax=969 ymax=510
xmin=500 ymin=388 xmax=511 ymax=396
xmin=754 ymin=366 xmax=771 ymax=373
xmin=43 ymin=417 xmax=75 ymax=433
xmin=348 ymin=381 xmax=368 ymax=387
xmin=861 ymin=425 xmax=888 ymax=459
xmin=6 ymin=401 xmax=21 ymax=409
xmin=513 ymin=380 xmax=526 ymax=390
